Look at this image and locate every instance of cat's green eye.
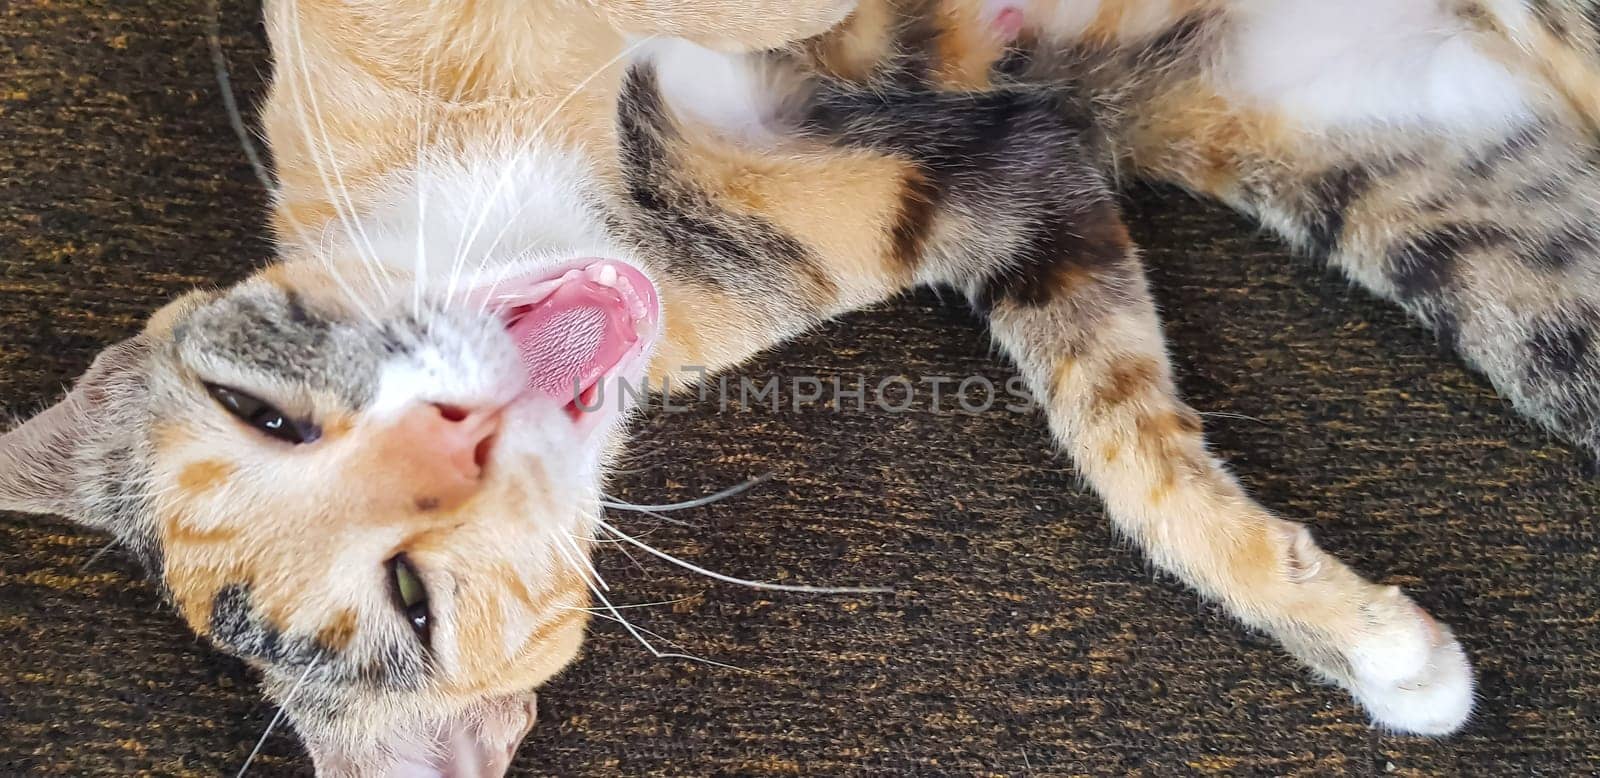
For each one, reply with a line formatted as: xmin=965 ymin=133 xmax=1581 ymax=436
xmin=203 ymin=383 xmax=319 ymax=445
xmin=389 ymin=555 xmax=432 ymax=644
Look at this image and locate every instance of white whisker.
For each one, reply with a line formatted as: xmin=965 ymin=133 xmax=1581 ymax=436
xmin=205 ymin=0 xmax=271 ymax=192
xmin=447 ymin=35 xmax=657 ymax=310
xmin=597 ymin=530 xmax=650 ymax=574
xmin=571 ymin=560 xmax=743 ymax=671
xmin=580 ymin=611 xmax=692 ymax=649
xmin=601 ymin=503 xmax=695 ymax=528
xmin=1198 ymin=411 xmax=1275 ymax=427
xmin=558 ymin=596 xmax=694 ymax=612
xmin=602 ymin=473 xmax=773 ymax=513
xmin=234 ymin=659 xmax=319 ymax=778
xmin=76 ymin=540 xmax=119 ymax=573
xmin=592 ymin=517 xmax=892 ymax=595
xmin=554 ymin=532 xmax=608 ymax=593
xmin=279 ymin=0 xmax=389 ymax=316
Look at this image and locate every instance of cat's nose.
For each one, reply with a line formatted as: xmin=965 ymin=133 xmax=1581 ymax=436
xmin=390 ymin=402 xmax=501 ymax=513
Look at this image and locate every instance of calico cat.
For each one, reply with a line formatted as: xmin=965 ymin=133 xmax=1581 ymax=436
xmin=3 ymin=0 xmax=1598 ymax=774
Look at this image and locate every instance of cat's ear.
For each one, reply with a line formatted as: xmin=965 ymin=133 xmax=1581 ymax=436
xmin=0 ymin=337 xmax=151 ymax=517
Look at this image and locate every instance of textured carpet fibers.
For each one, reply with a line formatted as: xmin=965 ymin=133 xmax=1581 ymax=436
xmin=1 ymin=1 xmax=1598 ymax=775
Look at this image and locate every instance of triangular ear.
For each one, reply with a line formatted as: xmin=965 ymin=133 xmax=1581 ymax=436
xmin=0 ymin=337 xmax=151 ymax=517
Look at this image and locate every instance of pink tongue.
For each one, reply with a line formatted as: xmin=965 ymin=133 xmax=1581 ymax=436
xmin=506 ymin=275 xmax=643 ymax=401
xmin=518 ymin=306 xmax=608 ymax=397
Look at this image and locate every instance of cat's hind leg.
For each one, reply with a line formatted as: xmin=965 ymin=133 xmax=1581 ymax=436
xmin=970 ymin=190 xmax=1477 ymax=735
xmin=805 ymin=77 xmax=1476 ymax=733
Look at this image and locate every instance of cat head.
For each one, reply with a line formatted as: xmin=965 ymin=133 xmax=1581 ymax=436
xmin=0 ymin=246 xmax=662 ymax=774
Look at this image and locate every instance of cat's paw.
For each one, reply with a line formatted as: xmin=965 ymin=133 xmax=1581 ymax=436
xmin=1345 ymin=591 xmax=1474 ymax=735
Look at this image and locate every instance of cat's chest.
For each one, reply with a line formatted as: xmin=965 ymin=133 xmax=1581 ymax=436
xmin=350 ymin=145 xmax=622 ymax=281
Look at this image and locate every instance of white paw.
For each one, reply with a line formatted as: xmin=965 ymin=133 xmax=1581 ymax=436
xmin=1345 ymin=592 xmax=1475 ymax=735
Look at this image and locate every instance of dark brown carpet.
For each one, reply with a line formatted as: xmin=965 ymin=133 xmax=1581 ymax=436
xmin=3 ymin=1 xmax=1599 ymax=775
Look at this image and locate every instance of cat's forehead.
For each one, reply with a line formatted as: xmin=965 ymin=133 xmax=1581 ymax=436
xmin=170 ymin=273 xmax=392 ymax=407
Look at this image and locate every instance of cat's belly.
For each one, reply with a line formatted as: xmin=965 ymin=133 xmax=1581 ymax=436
xmin=1018 ymin=0 xmax=1537 ymax=131
xmin=1218 ymin=0 xmax=1532 ymax=130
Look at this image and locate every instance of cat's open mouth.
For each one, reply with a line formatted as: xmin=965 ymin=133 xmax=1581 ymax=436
xmin=486 ymin=259 xmax=660 ymax=416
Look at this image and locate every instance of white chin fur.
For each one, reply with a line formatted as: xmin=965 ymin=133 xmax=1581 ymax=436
xmin=1344 ymin=595 xmax=1475 ymax=736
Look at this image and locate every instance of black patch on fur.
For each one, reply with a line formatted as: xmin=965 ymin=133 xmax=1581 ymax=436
xmin=1464 ymin=125 xmax=1548 ymax=178
xmin=1527 ymin=318 xmax=1595 ymax=377
xmin=802 ymin=81 xmax=1105 ymax=281
xmin=283 ymin=289 xmax=312 ymax=325
xmin=1302 ymin=165 xmax=1380 ymax=258
xmin=1581 ymin=452 xmax=1600 ymax=479
xmin=185 ymin=281 xmax=388 ymax=409
xmin=1136 ymin=14 xmax=1209 ymax=67
xmin=1432 ymin=310 xmax=1461 ymax=356
xmin=974 ymin=200 xmax=1132 ymax=311
xmin=889 ymin=169 xmax=945 ymax=269
xmin=1525 ymin=224 xmax=1598 ymax=271
xmin=206 ymin=584 xmax=424 ymax=692
xmin=618 ymin=68 xmax=826 ymax=298
xmin=993 ymin=39 xmax=1036 ymax=81
xmin=211 ymin=585 xmax=304 ymax=665
xmin=1388 ymin=223 xmax=1510 ymax=301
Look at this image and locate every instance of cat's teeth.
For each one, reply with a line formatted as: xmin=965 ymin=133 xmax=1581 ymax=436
xmin=592 ymin=264 xmax=619 ymax=287
xmin=617 ymin=278 xmax=648 ymax=321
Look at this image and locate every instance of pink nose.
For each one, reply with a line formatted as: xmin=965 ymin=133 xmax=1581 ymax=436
xmin=387 ymin=402 xmax=500 ymax=513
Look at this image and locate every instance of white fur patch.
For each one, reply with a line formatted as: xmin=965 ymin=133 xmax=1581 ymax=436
xmin=1218 ymin=0 xmax=1533 ymax=130
xmin=1346 ymin=593 xmax=1476 ymax=735
xmin=357 ymin=146 xmax=621 ymax=287
xmin=634 ymin=37 xmax=808 ymax=147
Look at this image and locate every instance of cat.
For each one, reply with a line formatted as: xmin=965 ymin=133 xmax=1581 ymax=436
xmin=3 ymin=0 xmax=1599 ymax=774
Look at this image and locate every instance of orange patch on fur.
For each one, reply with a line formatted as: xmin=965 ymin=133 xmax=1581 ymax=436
xmin=1230 ymin=524 xmax=1281 ymax=587
xmin=1129 ymin=82 xmax=1294 ymax=198
xmin=1051 ymin=357 xmax=1078 ymax=391
xmin=932 ymin=2 xmax=1008 ymax=89
xmin=806 ymin=0 xmax=898 ymax=82
xmin=517 ymin=608 xmax=589 ymax=661
xmin=1096 ymin=357 xmax=1161 ymax=409
xmin=161 ymin=507 xmax=240 ymax=546
xmin=1133 ymin=407 xmax=1209 ymax=504
xmin=319 ymin=412 xmax=356 ymax=440
xmin=447 ymin=566 xmax=591 ymax=697
xmin=649 ymin=293 xmax=711 ymax=385
xmin=163 ymin=557 xmax=247 ymax=635
xmin=143 ymin=289 xmax=217 ymax=338
xmin=176 ymin=459 xmax=234 ymax=496
xmin=317 ymin=608 xmax=360 ymax=651
xmin=1055 ymin=264 xmax=1103 ymax=295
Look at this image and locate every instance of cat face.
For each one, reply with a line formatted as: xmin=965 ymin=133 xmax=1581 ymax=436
xmin=0 ymin=248 xmax=662 ymax=773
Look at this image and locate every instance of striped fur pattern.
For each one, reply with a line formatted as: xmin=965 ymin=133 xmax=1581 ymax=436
xmin=996 ymin=0 xmax=1600 ymax=461
xmin=2 ymin=0 xmax=1598 ymax=772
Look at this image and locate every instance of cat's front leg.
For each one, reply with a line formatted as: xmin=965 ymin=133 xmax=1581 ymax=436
xmin=970 ymin=197 xmax=1476 ymax=735
xmin=591 ymin=0 xmax=859 ymax=50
